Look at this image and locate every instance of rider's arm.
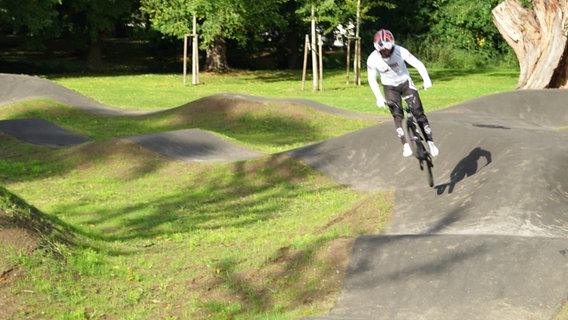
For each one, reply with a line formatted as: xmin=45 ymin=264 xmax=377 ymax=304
xmin=404 ymin=51 xmax=432 ymax=89
xmin=367 ymin=53 xmax=386 ymax=105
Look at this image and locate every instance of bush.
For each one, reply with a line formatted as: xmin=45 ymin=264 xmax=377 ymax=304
xmin=401 ymin=35 xmax=517 ymax=69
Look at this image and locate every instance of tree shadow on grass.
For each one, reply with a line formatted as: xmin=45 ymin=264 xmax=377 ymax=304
xmin=426 ymin=68 xmax=519 ymax=83
xmin=36 ymin=154 xmax=343 ymax=244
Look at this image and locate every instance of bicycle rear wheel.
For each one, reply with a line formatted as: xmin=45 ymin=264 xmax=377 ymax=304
xmin=416 ymin=143 xmax=434 ymax=187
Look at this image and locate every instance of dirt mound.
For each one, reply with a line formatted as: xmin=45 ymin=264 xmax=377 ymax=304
xmin=0 ymin=73 xmax=141 ymax=115
xmin=0 ymin=209 xmax=40 ymax=274
xmin=0 ymin=185 xmax=72 ymax=319
xmin=178 ymin=93 xmax=384 ymax=121
xmin=0 ymin=73 xmax=383 ymax=120
xmin=125 ymin=129 xmax=265 ymax=162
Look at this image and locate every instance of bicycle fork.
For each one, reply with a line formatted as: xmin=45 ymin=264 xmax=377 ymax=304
xmin=406 ymin=114 xmax=419 ymax=142
xmin=407 ymin=116 xmax=429 ymax=160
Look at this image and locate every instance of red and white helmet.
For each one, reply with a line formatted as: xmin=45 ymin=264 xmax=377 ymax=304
xmin=373 ymin=29 xmax=395 ymax=52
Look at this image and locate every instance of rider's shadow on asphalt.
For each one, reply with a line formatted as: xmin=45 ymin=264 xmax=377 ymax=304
xmin=436 ymin=147 xmax=492 ymax=195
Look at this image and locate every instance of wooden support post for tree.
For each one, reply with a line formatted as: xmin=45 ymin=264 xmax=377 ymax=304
xmin=302 ymin=34 xmax=310 ymax=91
xmin=301 ymin=33 xmax=323 ymax=91
xmin=192 ymin=15 xmax=199 ymax=85
xmin=310 ymin=5 xmax=319 ymax=91
xmin=183 ymin=15 xmax=200 ymax=86
xmin=183 ymin=34 xmax=189 ymax=86
xmin=318 ymin=34 xmax=323 ymax=91
xmin=346 ymin=38 xmax=351 ymax=85
xmin=345 ymin=37 xmax=361 ymax=86
xmin=354 ymin=37 xmax=361 ymax=86
xmin=353 ymin=0 xmax=362 ymax=86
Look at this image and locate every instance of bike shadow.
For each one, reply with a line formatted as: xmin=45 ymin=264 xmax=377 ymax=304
xmin=436 ymin=147 xmax=492 ymax=195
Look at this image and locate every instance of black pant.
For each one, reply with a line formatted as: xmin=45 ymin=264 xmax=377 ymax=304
xmin=383 ymin=80 xmax=434 ymax=144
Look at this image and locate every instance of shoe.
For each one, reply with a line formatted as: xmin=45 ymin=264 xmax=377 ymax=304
xmin=427 ymin=141 xmax=439 ymax=157
xmin=402 ymin=143 xmax=412 ymax=157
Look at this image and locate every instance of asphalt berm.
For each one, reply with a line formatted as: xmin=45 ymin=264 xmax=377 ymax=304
xmin=1 ymin=73 xmax=567 ymax=320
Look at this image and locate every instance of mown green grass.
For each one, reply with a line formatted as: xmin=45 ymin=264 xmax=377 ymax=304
xmin=8 ymin=67 xmax=566 ymax=320
xmin=0 ymin=72 xmax=392 ymax=319
xmin=50 ymin=68 xmax=520 ymax=113
xmin=1 ymin=127 xmax=394 ymax=319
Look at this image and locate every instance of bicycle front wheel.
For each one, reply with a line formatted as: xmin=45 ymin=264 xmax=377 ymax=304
xmin=426 ymin=158 xmax=434 ymax=187
xmin=405 ymin=120 xmax=419 ymax=156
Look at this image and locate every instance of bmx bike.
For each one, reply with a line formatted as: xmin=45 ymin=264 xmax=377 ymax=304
xmin=386 ymin=93 xmax=435 ymax=187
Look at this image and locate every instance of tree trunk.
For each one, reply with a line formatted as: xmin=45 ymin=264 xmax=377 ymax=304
xmin=283 ymin=28 xmax=300 ymax=69
xmin=492 ymin=0 xmax=568 ymax=89
xmin=205 ymin=37 xmax=229 ymax=72
xmin=86 ymin=41 xmax=104 ymax=72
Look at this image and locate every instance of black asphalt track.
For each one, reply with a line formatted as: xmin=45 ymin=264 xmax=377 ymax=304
xmin=125 ymin=129 xmax=265 ymax=162
xmin=0 ymin=118 xmax=91 ymax=147
xmin=1 ymin=73 xmax=567 ymax=319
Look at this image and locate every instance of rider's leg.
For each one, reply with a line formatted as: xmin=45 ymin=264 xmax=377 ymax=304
xmin=384 ymin=85 xmax=412 ymax=157
xmin=402 ymin=88 xmax=434 ymax=142
xmin=402 ymin=86 xmax=439 ymax=157
xmin=383 ymin=85 xmax=406 ymax=144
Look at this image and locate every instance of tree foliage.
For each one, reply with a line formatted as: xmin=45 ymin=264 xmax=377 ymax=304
xmin=0 ymin=0 xmax=134 ymax=69
xmin=142 ymin=0 xmax=286 ymax=66
xmin=293 ymin=0 xmax=388 ymax=39
xmin=0 ymin=0 xmax=61 ymax=39
xmin=60 ymin=0 xmax=133 ymax=44
xmin=365 ymin=0 xmax=512 ymax=68
xmin=429 ymin=0 xmax=507 ymax=59
xmin=0 ymin=0 xmax=133 ymax=42
xmin=139 ymin=0 xmax=200 ymax=39
xmin=140 ymin=0 xmax=288 ymax=71
xmin=0 ymin=0 xmax=521 ymax=71
xmin=364 ymin=0 xmax=431 ymax=36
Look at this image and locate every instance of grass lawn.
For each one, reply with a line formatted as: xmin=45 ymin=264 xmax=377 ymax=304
xmin=49 ymin=68 xmax=520 ymax=113
xmin=6 ymin=68 xmax=566 ymax=320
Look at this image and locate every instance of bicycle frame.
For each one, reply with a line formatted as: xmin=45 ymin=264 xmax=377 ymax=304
xmin=402 ymin=94 xmax=430 ymax=161
xmin=387 ymin=93 xmax=435 ymax=187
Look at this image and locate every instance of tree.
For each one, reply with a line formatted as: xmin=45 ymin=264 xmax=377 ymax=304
xmin=0 ymin=0 xmax=135 ymax=70
xmin=364 ymin=0 xmax=517 ymax=69
xmin=493 ymin=0 xmax=568 ymax=88
xmin=430 ymin=0 xmax=506 ymax=59
xmin=0 ymin=0 xmax=61 ymax=46
xmin=58 ymin=0 xmax=134 ymax=70
xmin=141 ymin=0 xmax=287 ymax=72
xmin=401 ymin=0 xmax=510 ymax=68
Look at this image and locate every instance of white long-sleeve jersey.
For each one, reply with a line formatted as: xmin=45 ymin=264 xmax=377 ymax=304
xmin=367 ymin=45 xmax=432 ymax=103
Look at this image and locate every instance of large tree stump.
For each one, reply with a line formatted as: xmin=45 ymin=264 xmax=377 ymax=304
xmin=492 ymin=0 xmax=568 ymax=89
